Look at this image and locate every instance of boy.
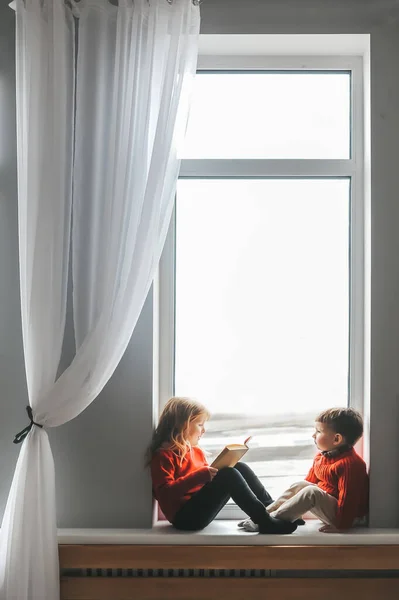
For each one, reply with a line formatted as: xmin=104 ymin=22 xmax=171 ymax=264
xmin=240 ymin=407 xmax=369 ymax=533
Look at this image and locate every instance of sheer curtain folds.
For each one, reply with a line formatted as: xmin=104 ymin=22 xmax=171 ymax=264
xmin=0 ymin=1 xmax=199 ymax=599
xmin=0 ymin=1 xmax=75 ymax=598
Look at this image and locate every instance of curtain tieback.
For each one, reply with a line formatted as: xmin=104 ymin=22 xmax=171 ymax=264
xmin=13 ymin=406 xmax=43 ymax=444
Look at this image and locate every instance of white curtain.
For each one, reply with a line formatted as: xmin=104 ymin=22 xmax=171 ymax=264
xmin=0 ymin=0 xmax=200 ymax=598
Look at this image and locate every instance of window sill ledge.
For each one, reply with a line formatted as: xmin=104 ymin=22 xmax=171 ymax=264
xmin=57 ymin=520 xmax=399 ymax=546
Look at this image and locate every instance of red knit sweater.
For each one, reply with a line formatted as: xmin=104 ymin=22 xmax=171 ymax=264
xmin=305 ymin=447 xmax=369 ymax=529
xmin=151 ymin=446 xmax=211 ymax=523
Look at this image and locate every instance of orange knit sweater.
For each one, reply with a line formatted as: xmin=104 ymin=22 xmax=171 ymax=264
xmin=305 ymin=447 xmax=369 ymax=529
xmin=151 ymin=447 xmax=211 ymax=523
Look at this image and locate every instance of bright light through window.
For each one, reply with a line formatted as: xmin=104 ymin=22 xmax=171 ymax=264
xmin=164 ymin=65 xmax=360 ymax=502
xmin=182 ymin=72 xmax=351 ymax=159
xmin=175 ymin=178 xmax=350 ymax=496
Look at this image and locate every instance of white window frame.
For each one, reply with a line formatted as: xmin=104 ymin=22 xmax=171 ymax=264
xmin=154 ymin=38 xmax=367 ymax=520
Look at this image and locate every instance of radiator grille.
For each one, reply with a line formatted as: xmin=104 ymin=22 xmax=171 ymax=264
xmin=81 ymin=568 xmax=271 ymax=577
xmin=61 ymin=568 xmax=399 ymax=579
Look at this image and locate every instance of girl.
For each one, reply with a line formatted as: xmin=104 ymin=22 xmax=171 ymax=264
xmin=148 ymin=397 xmax=298 ymax=534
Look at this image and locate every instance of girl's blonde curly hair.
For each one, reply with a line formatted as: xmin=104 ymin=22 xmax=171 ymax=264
xmin=146 ymin=397 xmax=210 ymax=465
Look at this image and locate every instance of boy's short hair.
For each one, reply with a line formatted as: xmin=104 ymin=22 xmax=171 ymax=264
xmin=315 ymin=407 xmax=363 ymax=446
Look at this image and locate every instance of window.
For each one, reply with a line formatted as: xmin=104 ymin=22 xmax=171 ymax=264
xmin=157 ymin=42 xmax=365 ymax=515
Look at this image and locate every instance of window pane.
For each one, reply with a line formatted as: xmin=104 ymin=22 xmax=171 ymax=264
xmin=182 ymin=73 xmax=350 ymax=159
xmin=175 ymin=179 xmax=350 ymax=497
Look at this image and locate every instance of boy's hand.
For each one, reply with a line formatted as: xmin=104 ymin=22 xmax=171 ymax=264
xmin=208 ymin=467 xmax=218 ymax=480
xmin=319 ymin=524 xmax=341 ymax=533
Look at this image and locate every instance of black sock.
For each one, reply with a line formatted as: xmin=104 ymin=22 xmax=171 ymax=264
xmin=257 ymin=513 xmax=298 ymax=535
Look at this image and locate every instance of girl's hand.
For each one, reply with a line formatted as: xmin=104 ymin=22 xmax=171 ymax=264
xmin=208 ymin=467 xmax=218 ymax=480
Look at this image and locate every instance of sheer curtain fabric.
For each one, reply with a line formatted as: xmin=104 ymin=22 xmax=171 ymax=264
xmin=0 ymin=0 xmax=199 ymax=599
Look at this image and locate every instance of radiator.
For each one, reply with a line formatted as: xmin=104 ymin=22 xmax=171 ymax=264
xmin=61 ymin=568 xmax=399 ymax=579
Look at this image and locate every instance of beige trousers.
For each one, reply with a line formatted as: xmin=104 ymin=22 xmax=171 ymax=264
xmin=266 ymin=480 xmax=338 ymax=526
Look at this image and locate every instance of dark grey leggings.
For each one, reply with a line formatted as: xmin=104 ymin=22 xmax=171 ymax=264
xmin=172 ymin=462 xmax=274 ymax=531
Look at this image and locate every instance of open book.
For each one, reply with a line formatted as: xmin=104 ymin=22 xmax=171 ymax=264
xmin=210 ymin=436 xmax=252 ymax=470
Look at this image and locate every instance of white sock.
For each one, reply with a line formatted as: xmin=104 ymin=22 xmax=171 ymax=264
xmin=242 ymin=519 xmax=259 ymax=532
xmin=237 ymin=517 xmax=253 ymax=528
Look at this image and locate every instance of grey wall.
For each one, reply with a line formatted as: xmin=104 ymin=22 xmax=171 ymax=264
xmin=0 ymin=0 xmax=27 ymax=524
xmin=1 ymin=0 xmax=399 ymax=527
xmin=201 ymin=0 xmax=399 ymax=34
xmin=51 ymin=291 xmax=154 ymax=528
xmin=368 ymin=29 xmax=399 ymax=528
